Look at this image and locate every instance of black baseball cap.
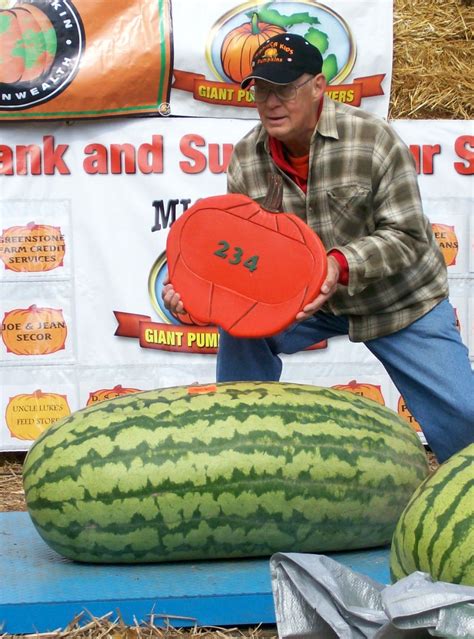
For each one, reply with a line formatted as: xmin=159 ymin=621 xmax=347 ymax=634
xmin=241 ymin=33 xmax=323 ymax=89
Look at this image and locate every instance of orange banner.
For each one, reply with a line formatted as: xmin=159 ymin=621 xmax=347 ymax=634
xmin=0 ymin=0 xmax=172 ymax=120
xmin=325 ymin=74 xmax=386 ymax=107
xmin=172 ymin=70 xmax=385 ymax=108
xmin=172 ymin=69 xmax=253 ymax=108
xmin=114 ymin=311 xmax=326 ymax=354
xmin=114 ymin=311 xmax=219 ymax=354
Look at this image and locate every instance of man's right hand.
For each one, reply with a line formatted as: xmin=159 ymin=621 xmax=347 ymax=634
xmin=295 ymin=255 xmax=340 ymax=321
xmin=161 ymin=275 xmax=186 ymax=315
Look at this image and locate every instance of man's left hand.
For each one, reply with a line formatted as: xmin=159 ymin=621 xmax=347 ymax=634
xmin=295 ymin=255 xmax=341 ymax=321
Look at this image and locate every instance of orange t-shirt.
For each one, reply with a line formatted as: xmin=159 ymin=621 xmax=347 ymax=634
xmin=287 ymin=151 xmax=310 ymax=187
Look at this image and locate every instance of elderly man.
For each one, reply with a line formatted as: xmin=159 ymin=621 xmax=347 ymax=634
xmin=163 ymin=34 xmax=473 ymax=462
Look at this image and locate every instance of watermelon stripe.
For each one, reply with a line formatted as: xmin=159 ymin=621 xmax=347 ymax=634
xmin=453 ymin=554 xmax=474 ymax=586
xmin=27 ymin=472 xmax=417 ymax=503
xmin=34 ymin=527 xmax=390 ymax=564
xmin=27 ymin=429 xmax=423 ymax=480
xmin=26 ymin=493 xmax=412 ymax=543
xmin=436 ymin=495 xmax=474 ymax=581
xmin=24 ymin=406 xmax=425 ymax=484
xmin=35 ymin=531 xmax=392 ymax=563
xmin=30 ymin=397 xmax=416 ymax=443
xmin=25 ymin=454 xmax=425 ymax=502
xmin=33 ymin=512 xmax=394 ymax=540
xmin=26 ymin=483 xmax=410 ymax=527
xmin=390 ymin=533 xmax=406 ymax=582
xmin=412 ymin=457 xmax=471 ymax=572
xmin=26 ymin=436 xmax=426 ymax=492
xmin=31 ymin=511 xmax=395 ymax=563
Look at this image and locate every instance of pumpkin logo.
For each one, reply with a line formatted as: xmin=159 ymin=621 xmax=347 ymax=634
xmin=207 ymin=2 xmax=356 ymax=85
xmin=0 ymin=222 xmax=65 ymax=272
xmin=331 ymin=380 xmax=385 ymax=405
xmin=5 ymin=389 xmax=71 ymax=440
xmin=263 ymin=47 xmax=279 ymax=59
xmin=0 ymin=0 xmax=84 ymax=110
xmin=220 ymin=12 xmax=285 ymax=84
xmin=1 ymin=305 xmax=67 ymax=355
xmin=397 ymin=397 xmax=422 ymax=433
xmin=432 ymin=223 xmax=458 ymax=267
xmin=86 ymin=384 xmax=142 ymax=406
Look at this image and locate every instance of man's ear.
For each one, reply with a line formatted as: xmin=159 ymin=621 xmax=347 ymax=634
xmin=312 ymin=73 xmax=327 ymax=99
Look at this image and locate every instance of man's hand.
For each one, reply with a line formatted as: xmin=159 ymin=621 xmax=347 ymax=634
xmin=161 ymin=275 xmax=186 ymax=315
xmin=295 ymin=255 xmax=341 ymax=321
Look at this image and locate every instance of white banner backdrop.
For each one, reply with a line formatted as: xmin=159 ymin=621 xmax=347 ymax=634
xmin=170 ymin=0 xmax=393 ymax=118
xmin=0 ymin=117 xmax=472 ymax=450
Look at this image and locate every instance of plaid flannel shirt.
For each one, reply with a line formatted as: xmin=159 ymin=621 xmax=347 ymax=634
xmin=226 ymin=96 xmax=448 ymax=342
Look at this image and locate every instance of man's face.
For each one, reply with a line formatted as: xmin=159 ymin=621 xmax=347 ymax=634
xmin=254 ymin=74 xmax=326 ymax=153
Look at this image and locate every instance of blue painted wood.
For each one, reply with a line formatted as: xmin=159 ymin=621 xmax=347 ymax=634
xmin=0 ymin=512 xmax=390 ymax=634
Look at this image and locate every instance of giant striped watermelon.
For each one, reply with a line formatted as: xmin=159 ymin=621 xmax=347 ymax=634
xmin=390 ymin=443 xmax=473 ymax=585
xmin=23 ymin=382 xmax=429 ymax=564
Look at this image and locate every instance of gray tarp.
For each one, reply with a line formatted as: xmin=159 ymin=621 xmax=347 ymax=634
xmin=270 ymin=553 xmax=474 ymax=638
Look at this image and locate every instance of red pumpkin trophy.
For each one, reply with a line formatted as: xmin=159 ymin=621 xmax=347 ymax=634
xmin=166 ymin=174 xmax=327 ymax=338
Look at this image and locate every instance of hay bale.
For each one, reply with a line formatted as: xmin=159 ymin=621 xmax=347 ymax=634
xmin=390 ymin=0 xmax=473 ymax=119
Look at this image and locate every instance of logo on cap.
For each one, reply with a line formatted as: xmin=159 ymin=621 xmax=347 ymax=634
xmin=263 ymin=47 xmax=279 ymax=59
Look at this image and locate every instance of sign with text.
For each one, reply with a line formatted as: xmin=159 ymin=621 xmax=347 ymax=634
xmin=171 ymin=0 xmax=392 ymax=118
xmin=0 ymin=117 xmax=472 ymax=450
xmin=0 ymin=0 xmax=172 ymax=120
xmin=0 ymin=0 xmax=391 ymax=120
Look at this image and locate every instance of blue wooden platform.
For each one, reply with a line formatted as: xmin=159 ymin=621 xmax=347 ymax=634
xmin=1 ymin=512 xmax=390 ymax=634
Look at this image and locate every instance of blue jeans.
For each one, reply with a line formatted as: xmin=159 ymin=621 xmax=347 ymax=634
xmin=217 ymin=300 xmax=474 ymax=463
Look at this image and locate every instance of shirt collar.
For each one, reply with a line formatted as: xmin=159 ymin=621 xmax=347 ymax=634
xmin=315 ymin=95 xmax=339 ymax=140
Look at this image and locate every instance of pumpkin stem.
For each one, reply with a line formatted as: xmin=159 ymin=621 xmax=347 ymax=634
xmin=251 ymin=12 xmax=260 ymax=35
xmin=262 ymin=172 xmax=283 ymax=212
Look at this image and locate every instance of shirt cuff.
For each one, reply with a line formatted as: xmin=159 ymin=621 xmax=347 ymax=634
xmin=328 ymin=249 xmax=349 ymax=286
